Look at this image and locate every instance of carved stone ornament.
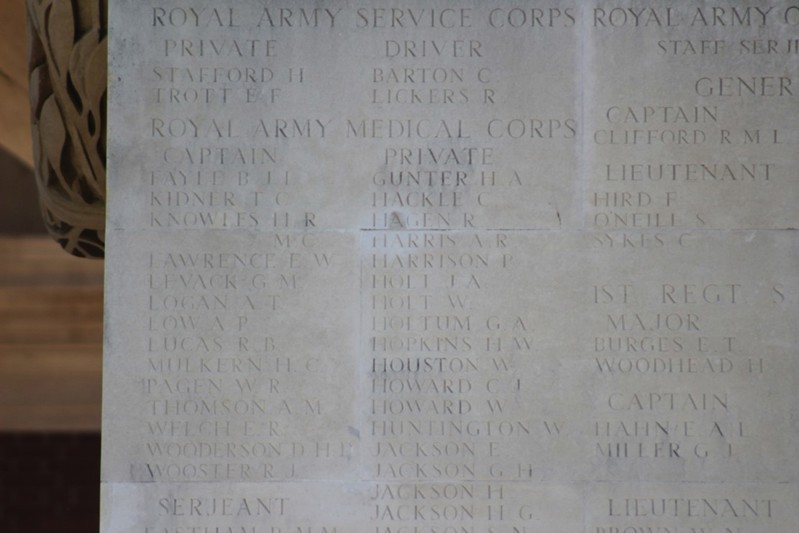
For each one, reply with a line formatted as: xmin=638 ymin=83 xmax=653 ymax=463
xmin=27 ymin=0 xmax=107 ymax=258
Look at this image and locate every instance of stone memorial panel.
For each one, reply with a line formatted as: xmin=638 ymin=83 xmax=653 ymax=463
xmin=104 ymin=1 xmax=798 ymax=531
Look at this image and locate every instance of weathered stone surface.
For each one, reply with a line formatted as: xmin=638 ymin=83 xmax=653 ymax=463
xmin=27 ymin=0 xmax=107 ymax=257
xmin=104 ymin=1 xmax=799 ymax=531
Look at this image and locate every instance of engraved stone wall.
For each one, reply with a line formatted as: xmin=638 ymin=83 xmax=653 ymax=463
xmin=103 ymin=2 xmax=799 ymax=531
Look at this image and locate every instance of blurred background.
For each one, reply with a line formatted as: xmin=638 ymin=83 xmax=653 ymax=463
xmin=1 ymin=2 xmax=103 ymax=531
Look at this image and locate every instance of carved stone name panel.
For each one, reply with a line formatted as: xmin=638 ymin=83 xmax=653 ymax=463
xmin=103 ymin=2 xmax=799 ymax=531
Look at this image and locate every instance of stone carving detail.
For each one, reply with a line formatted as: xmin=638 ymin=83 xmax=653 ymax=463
xmin=26 ymin=0 xmax=106 ymax=258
